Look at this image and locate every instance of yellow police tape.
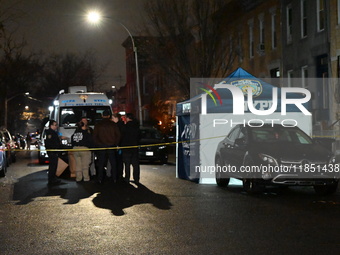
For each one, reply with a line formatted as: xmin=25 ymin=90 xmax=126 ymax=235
xmin=4 ymin=135 xmax=337 ymax=152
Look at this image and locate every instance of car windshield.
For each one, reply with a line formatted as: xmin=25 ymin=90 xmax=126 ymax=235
xmin=60 ymin=106 xmax=111 ymax=127
xmin=250 ymin=127 xmax=313 ymax=144
xmin=141 ymin=129 xmax=162 ymax=139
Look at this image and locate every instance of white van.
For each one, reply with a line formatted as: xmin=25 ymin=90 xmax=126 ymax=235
xmin=49 ymin=86 xmax=112 ymax=146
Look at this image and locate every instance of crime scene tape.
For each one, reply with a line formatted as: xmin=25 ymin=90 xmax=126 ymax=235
xmin=5 ymin=135 xmax=228 ymax=152
xmin=3 ymin=134 xmax=337 ymax=153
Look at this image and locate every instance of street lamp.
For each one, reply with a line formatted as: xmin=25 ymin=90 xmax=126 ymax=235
xmin=4 ymin=92 xmax=29 ymax=128
xmin=86 ymin=10 xmax=143 ymax=126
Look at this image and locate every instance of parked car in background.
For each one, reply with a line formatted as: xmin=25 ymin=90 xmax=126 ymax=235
xmin=139 ymin=127 xmax=168 ymax=164
xmin=0 ymin=128 xmax=16 ymax=165
xmin=14 ymin=133 xmax=27 ymax=150
xmin=0 ymin=140 xmax=7 ymax=177
xmin=215 ymin=124 xmax=338 ymax=195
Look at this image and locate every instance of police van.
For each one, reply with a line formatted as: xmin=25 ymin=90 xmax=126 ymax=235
xmin=49 ymin=86 xmax=112 ymax=147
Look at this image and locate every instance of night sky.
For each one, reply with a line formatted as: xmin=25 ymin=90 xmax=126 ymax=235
xmin=2 ymin=0 xmax=147 ymax=89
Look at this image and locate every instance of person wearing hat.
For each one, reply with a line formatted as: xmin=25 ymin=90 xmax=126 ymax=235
xmin=121 ymin=113 xmax=141 ymax=184
xmin=93 ymin=109 xmax=121 ymax=184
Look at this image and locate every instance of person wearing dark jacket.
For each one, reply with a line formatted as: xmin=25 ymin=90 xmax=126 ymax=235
xmin=112 ymin=113 xmax=125 ymax=181
xmin=45 ymin=120 xmax=62 ymax=185
xmin=121 ymin=113 xmax=141 ymax=183
xmin=71 ymin=121 xmax=93 ymax=182
xmin=93 ymin=109 xmax=121 ymax=184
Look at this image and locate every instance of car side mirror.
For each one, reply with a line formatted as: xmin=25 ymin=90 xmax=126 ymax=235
xmin=235 ymin=138 xmax=246 ymax=147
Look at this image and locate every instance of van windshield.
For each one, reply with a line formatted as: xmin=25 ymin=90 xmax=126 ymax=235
xmin=60 ymin=106 xmax=111 ymax=127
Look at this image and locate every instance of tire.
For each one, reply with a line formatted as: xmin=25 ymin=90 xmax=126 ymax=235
xmin=0 ymin=167 xmax=5 ymax=177
xmin=243 ymin=179 xmax=264 ymax=194
xmin=242 ymin=157 xmax=264 ymax=194
xmin=39 ymin=157 xmax=45 ymax=165
xmin=314 ymin=181 xmax=338 ymax=195
xmin=215 ymin=157 xmax=230 ymax=187
xmin=161 ymin=155 xmax=168 ymax=164
xmin=0 ymin=156 xmax=7 ymax=177
xmin=11 ymin=153 xmax=16 ymax=163
xmin=6 ymin=153 xmax=11 ymax=167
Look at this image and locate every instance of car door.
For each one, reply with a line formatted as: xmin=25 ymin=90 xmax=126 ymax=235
xmin=219 ymin=126 xmax=241 ymax=169
xmin=232 ymin=126 xmax=248 ymax=175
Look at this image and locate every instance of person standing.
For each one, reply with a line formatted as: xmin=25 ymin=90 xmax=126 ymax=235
xmin=26 ymin=132 xmax=32 ymax=150
xmin=93 ymin=109 xmax=121 ymax=184
xmin=80 ymin=117 xmax=93 ymax=134
xmin=71 ymin=120 xmax=93 ymax=182
xmin=112 ymin=113 xmax=125 ymax=181
xmin=121 ymin=113 xmax=141 ymax=184
xmin=45 ymin=120 xmax=62 ymax=185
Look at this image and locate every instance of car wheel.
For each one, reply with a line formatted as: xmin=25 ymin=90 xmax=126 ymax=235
xmin=0 ymin=167 xmax=5 ymax=177
xmin=161 ymin=155 xmax=168 ymax=164
xmin=243 ymin=179 xmax=264 ymax=194
xmin=11 ymin=154 xmax=16 ymax=163
xmin=6 ymin=154 xmax=11 ymax=167
xmin=242 ymin=157 xmax=265 ymax=194
xmin=39 ymin=157 xmax=45 ymax=165
xmin=0 ymin=157 xmax=6 ymax=177
xmin=215 ymin=157 xmax=230 ymax=187
xmin=314 ymin=181 xmax=338 ymax=195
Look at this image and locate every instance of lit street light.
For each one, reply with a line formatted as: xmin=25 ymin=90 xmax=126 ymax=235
xmin=4 ymin=92 xmax=29 ymax=128
xmin=86 ymin=10 xmax=143 ymax=126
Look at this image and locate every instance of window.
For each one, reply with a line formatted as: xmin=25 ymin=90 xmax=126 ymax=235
xmin=322 ymin=73 xmax=329 ymax=109
xmin=271 ymin=10 xmax=277 ymax=49
xmin=227 ymin=126 xmax=240 ymax=143
xmin=248 ymin=19 xmax=254 ymax=58
xmin=257 ymin=14 xmax=265 ymax=55
xmin=301 ymin=0 xmax=307 ymax=38
xmin=301 ymin=66 xmax=308 ymax=88
xmin=317 ymin=0 xmax=325 ymax=31
xmin=270 ymin=68 xmax=280 ymax=78
xmin=238 ymin=32 xmax=243 ymax=63
xmin=259 ymin=13 xmax=265 ymax=44
xmin=287 ymin=4 xmax=293 ymax=43
xmin=287 ymin=70 xmax=293 ymax=87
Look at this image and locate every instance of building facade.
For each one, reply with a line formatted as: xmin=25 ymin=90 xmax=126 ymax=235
xmin=123 ymin=0 xmax=340 ymax=135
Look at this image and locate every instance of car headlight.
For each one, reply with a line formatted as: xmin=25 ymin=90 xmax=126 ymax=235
xmin=258 ymin=153 xmax=278 ymax=165
xmin=158 ymin=146 xmax=166 ymax=150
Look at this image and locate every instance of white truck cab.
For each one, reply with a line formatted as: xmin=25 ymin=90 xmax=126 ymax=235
xmin=49 ymin=86 xmax=112 ymax=146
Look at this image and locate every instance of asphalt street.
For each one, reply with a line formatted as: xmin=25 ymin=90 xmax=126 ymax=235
xmin=0 ymin=151 xmax=339 ymax=255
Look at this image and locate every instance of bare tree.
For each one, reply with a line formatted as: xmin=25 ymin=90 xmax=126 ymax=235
xmin=39 ymin=51 xmax=106 ymax=98
xmin=0 ymin=30 xmax=43 ymax=128
xmin=143 ymin=0 xmax=236 ymax=98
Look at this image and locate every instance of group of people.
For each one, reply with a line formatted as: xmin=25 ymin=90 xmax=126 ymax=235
xmin=45 ymin=110 xmax=140 ymax=185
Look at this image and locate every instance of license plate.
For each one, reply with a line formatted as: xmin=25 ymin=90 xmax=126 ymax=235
xmin=146 ymin=151 xmax=154 ymax=156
